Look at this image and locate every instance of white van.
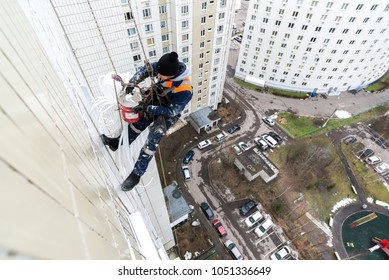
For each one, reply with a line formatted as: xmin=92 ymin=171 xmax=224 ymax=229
xmin=263 ymin=135 xmax=278 ymax=148
xmin=182 ymin=165 xmax=191 ymax=181
xmin=215 ymin=132 xmax=227 ymax=142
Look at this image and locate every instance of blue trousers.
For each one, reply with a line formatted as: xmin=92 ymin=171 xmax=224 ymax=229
xmin=129 ymin=115 xmax=179 ymax=176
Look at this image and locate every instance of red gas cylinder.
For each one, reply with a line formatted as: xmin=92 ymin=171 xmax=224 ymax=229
xmin=118 ymin=94 xmax=141 ymax=123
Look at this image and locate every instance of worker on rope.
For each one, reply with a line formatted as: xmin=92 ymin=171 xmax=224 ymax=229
xmin=101 ymin=52 xmax=193 ymax=191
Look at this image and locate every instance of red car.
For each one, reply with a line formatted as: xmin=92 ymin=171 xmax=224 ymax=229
xmin=212 ymin=219 xmax=227 ymax=237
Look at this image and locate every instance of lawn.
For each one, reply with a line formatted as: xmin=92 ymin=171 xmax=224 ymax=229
xmin=365 ymin=71 xmax=389 ymax=92
xmin=277 ymin=104 xmax=389 ymax=138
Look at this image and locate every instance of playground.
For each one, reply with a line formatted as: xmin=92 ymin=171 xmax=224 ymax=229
xmin=342 ymin=211 xmax=389 ymax=260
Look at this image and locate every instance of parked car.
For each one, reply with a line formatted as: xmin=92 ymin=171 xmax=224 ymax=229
xmin=255 ymin=136 xmax=269 ymax=150
xmin=234 ymin=35 xmax=242 ymax=43
xmin=372 ymin=136 xmax=389 ymax=149
xmin=270 ymin=246 xmax=291 ymax=260
xmin=183 ymin=150 xmax=195 ymax=164
xmin=254 ymin=218 xmax=273 ymax=237
xmin=182 ymin=165 xmax=191 ymax=181
xmin=228 ymin=124 xmax=241 ymax=134
xmin=343 ymin=135 xmax=357 ymax=144
xmin=374 ymin=163 xmax=389 ymax=174
xmin=263 ymin=134 xmax=278 ymax=148
xmin=232 ymin=144 xmax=242 ymax=155
xmin=215 ymin=132 xmax=227 ymax=142
xmin=212 ymin=219 xmax=227 ymax=237
xmin=262 ymin=116 xmax=275 ymax=127
xmin=238 ymin=141 xmax=249 ymax=152
xmin=239 ymin=199 xmax=257 ymax=216
xmin=200 ymin=202 xmax=214 ymax=220
xmin=268 ymin=131 xmax=283 ymax=144
xmin=359 ymin=148 xmax=374 ymax=160
xmin=224 ymin=239 xmax=244 ymax=260
xmin=244 ymin=211 xmax=263 ymax=228
xmin=197 ymin=139 xmax=211 ymax=149
xmin=365 ymin=155 xmax=382 ymax=165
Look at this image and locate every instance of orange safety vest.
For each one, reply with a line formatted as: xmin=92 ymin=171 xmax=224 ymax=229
xmin=161 ymin=77 xmax=192 ymax=93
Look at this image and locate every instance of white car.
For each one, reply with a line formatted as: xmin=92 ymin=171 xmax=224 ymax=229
xmin=262 ymin=116 xmax=275 ymax=127
xmin=254 ymin=136 xmax=268 ymax=150
xmin=215 ymin=132 xmax=227 ymax=142
xmin=238 ymin=142 xmax=249 ymax=152
xmin=365 ymin=156 xmax=382 ymax=165
xmin=270 ymin=246 xmax=291 ymax=260
xmin=244 ymin=211 xmax=263 ymax=227
xmin=232 ymin=144 xmax=242 ymax=155
xmin=254 ymin=218 xmax=273 ymax=237
xmin=374 ymin=163 xmax=389 ymax=174
xmin=197 ymin=139 xmax=211 ymax=149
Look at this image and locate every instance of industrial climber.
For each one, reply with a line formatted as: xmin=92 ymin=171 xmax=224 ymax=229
xmin=101 ymin=52 xmax=193 ymax=191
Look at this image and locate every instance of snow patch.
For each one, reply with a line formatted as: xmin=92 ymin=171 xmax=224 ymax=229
xmin=331 ymin=198 xmax=356 ymax=213
xmin=334 ymin=110 xmax=352 ymax=119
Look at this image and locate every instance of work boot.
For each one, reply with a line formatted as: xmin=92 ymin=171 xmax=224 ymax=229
xmin=121 ymin=171 xmax=141 ymax=191
xmin=100 ymin=134 xmax=119 ymax=151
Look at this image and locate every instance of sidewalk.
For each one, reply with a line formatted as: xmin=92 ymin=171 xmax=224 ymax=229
xmin=226 ymin=74 xmax=389 ymax=118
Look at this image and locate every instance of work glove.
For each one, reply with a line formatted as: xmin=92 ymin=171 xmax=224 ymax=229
xmin=125 ymin=86 xmax=134 ymax=95
xmin=132 ymin=102 xmax=147 ymax=114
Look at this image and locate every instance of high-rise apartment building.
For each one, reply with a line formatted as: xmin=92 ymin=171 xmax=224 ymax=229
xmin=235 ymin=0 xmax=389 ymax=95
xmin=123 ymin=0 xmax=235 ymax=112
xmin=1 ymin=0 xmax=235 ymax=259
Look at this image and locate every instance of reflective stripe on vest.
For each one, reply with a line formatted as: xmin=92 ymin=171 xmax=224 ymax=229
xmin=161 ymin=77 xmax=191 ymax=93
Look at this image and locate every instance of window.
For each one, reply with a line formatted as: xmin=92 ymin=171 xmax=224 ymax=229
xmin=341 ymin=3 xmax=349 ymax=9
xmin=127 ymin=27 xmax=136 ymax=36
xmin=220 ymin=0 xmax=227 ymax=7
xmin=335 ymin=16 xmax=342 ymax=22
xmin=361 ymin=40 xmax=367 ymax=45
xmin=266 ymin=6 xmax=272 ymax=12
xmin=147 ymin=38 xmax=155 ymax=46
xmin=145 ymin=24 xmax=153 ymax=33
xmin=182 ymin=20 xmax=189 ymax=29
xmin=163 ymin=47 xmax=169 ymax=54
xmin=182 ymin=46 xmax=189 ymax=53
xmin=143 ymin=8 xmax=151 ymax=18
xmin=272 ymin=31 xmax=278 ymax=36
xmin=124 ymin=12 xmax=133 ymax=21
xmin=307 ymin=13 xmax=313 ymax=19
xmin=377 ymin=17 xmax=383 ymax=23
xmin=202 ymin=2 xmax=207 ymax=9
xmin=343 ymin=29 xmax=349 ymax=34
xmin=315 ymin=26 xmax=322 ymax=32
xmin=356 ymin=29 xmax=362 ymax=34
xmin=323 ymin=39 xmax=330 ymax=43
xmin=349 ymin=17 xmax=356 ymax=23
xmin=201 ymin=17 xmax=206 ymax=24
xmin=260 ymin=28 xmax=266 ymax=33
xmin=181 ymin=6 xmax=189 ymax=14
xmin=217 ymin=25 xmax=223 ymax=32
xmin=216 ymin=37 xmax=222 ymax=45
xmin=310 ymin=37 xmax=317 ymax=42
xmin=148 ymin=50 xmax=156 ymax=58
xmin=182 ymin=34 xmax=189 ymax=41
xmin=297 ymin=35 xmax=303 ymax=40
xmin=288 ymin=23 xmax=294 ymax=28
xmin=219 ymin=12 xmax=225 ymax=20
xmin=311 ymin=1 xmax=318 ymax=7
xmin=321 ymin=15 xmax=328 ymax=20
xmin=279 ymin=9 xmax=285 ymax=15
xmin=306 ymin=47 xmax=312 ymax=51
xmin=356 ymin=4 xmax=364 ymax=10
xmin=368 ymin=29 xmax=375 ymax=34
xmin=331 ymin=50 xmax=337 ymax=54
xmin=130 ymin=42 xmax=139 ymax=50
xmin=254 ymin=4 xmax=259 ymax=9
xmin=161 ymin=20 xmax=167 ymax=29
xmin=162 ymin=34 xmax=169 ymax=41
xmin=321 ymin=67 xmax=327 ymax=71
xmin=302 ymin=25 xmax=308 ymax=30
xmin=363 ymin=17 xmax=369 ymax=23
xmin=200 ymin=30 xmax=205 ymax=36
xmin=385 ymin=4 xmax=389 ymax=11
xmin=349 ymin=40 xmax=355 ymax=44
xmin=329 ymin=28 xmax=336 ymax=33
xmin=275 ymin=20 xmax=281 ymax=26
xmin=336 ymin=40 xmax=343 ymax=44
xmin=343 ymin=50 xmax=349 ymax=54
xmin=327 ymin=2 xmax=334 ymax=8
xmin=133 ymin=54 xmax=141 ymax=62
xmin=292 ymin=11 xmax=299 ymax=17
xmin=159 ymin=5 xmax=167 ymax=14
xmin=263 ymin=18 xmax=269 ymax=23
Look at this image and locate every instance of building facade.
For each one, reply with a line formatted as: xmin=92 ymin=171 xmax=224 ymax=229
xmin=235 ymin=0 xmax=389 ymax=95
